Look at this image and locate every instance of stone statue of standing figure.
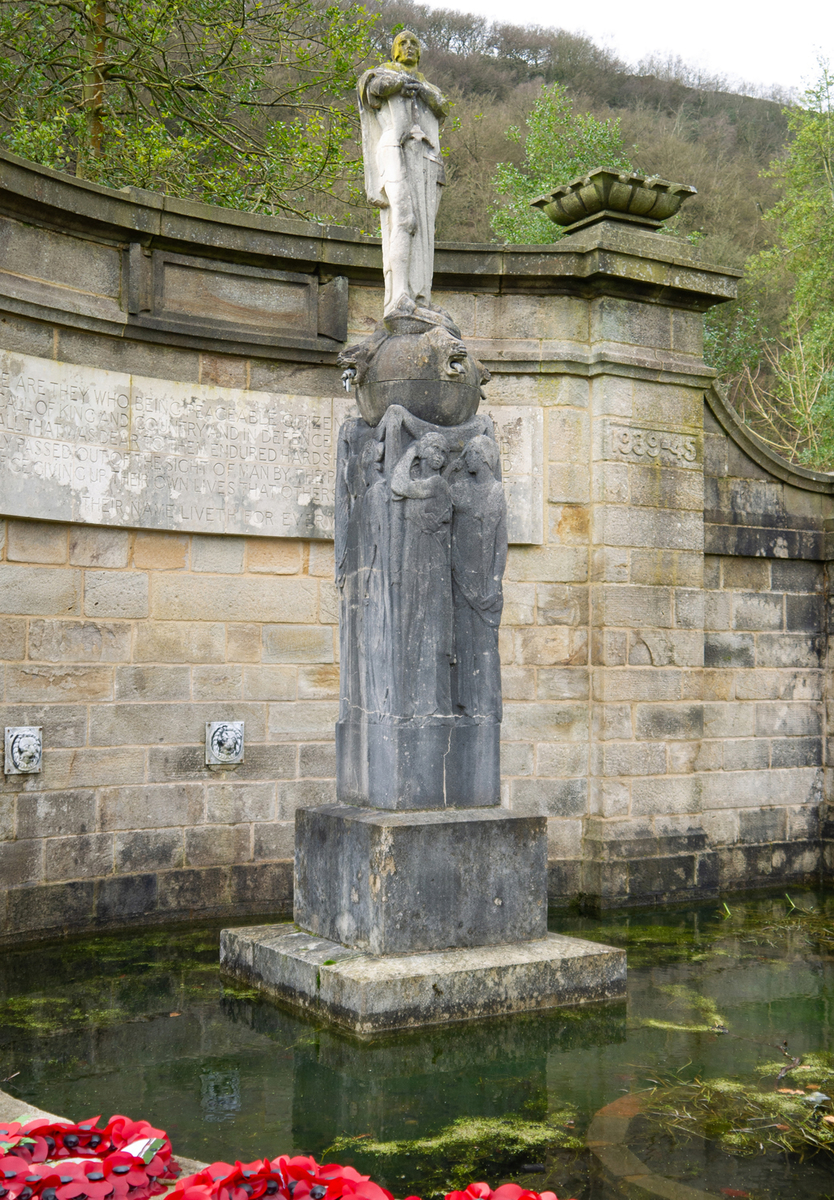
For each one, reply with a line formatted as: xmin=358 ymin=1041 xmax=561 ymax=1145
xmin=358 ymin=31 xmax=448 ymax=318
xmin=335 ymin=32 xmax=507 ymax=808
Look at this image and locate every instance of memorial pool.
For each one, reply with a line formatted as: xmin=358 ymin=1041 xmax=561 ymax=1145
xmin=2 ymin=894 xmax=834 ymax=1200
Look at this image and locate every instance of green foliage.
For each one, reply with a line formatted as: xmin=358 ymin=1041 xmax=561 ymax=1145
xmin=0 ymin=0 xmax=376 ymax=218
xmin=703 ymin=297 xmax=766 ymax=377
xmin=737 ymin=61 xmax=834 ymax=468
xmin=756 ymin=60 xmax=834 ymax=352
xmin=488 ymin=83 xmax=631 ymax=243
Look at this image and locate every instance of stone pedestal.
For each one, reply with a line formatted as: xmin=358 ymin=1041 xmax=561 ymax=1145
xmin=221 ymin=800 xmax=625 ymax=1031
xmin=219 ymin=924 xmax=626 ymax=1035
xmin=294 ymin=805 xmax=546 ymax=953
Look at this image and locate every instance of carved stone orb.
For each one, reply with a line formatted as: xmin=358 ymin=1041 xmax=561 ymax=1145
xmin=356 ymin=326 xmax=487 ymax=428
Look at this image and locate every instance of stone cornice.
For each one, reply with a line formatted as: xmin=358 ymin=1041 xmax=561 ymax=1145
xmin=2 ymin=147 xmax=739 ymax=309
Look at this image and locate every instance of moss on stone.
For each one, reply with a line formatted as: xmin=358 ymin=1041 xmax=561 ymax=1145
xmin=324 ymin=1113 xmax=581 ymax=1195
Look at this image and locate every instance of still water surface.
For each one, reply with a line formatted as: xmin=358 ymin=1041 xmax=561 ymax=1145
xmin=2 ymin=894 xmax=834 ymax=1199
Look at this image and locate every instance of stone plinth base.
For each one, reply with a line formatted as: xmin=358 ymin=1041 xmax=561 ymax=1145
xmin=294 ymin=804 xmax=547 ymax=954
xmin=219 ymin=923 xmax=627 ymax=1035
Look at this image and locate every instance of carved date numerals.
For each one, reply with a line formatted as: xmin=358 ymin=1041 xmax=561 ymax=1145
xmin=610 ymin=425 xmax=698 ymax=466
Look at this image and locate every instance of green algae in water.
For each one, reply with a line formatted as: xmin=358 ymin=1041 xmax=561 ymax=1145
xmin=324 ymin=1113 xmax=582 ymax=1196
xmin=0 ymin=922 xmax=277 ymax=1036
xmin=640 ymin=1069 xmax=834 ymax=1159
xmin=633 ymin=982 xmax=730 ymax=1034
xmin=550 ymin=914 xmax=717 ymax=969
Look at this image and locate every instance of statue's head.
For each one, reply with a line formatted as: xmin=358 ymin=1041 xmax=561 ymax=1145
xmin=415 ymin=432 xmax=447 ymax=472
xmin=392 ymin=30 xmax=421 ymax=69
xmin=361 ymin=435 xmax=384 ymax=482
xmin=463 ymin=434 xmax=500 ymax=476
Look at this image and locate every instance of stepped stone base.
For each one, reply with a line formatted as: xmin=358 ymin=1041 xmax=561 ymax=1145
xmin=219 ymin=923 xmax=627 ymax=1034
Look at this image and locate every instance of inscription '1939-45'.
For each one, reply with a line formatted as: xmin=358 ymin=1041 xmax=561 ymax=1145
xmin=606 ymin=421 xmax=701 ymax=469
xmin=0 ymin=350 xmax=543 ymax=542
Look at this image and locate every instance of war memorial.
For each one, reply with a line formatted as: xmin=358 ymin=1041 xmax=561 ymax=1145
xmin=1 ymin=33 xmax=831 ymax=1029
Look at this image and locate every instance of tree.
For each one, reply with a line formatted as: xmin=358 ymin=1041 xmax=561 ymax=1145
xmin=757 ymin=62 xmax=834 ymax=352
xmin=737 ymin=61 xmax=834 ymax=468
xmin=0 ymin=0 xmax=376 ymax=219
xmin=732 ymin=316 xmax=834 ymax=468
xmin=488 ymin=82 xmax=632 ymax=243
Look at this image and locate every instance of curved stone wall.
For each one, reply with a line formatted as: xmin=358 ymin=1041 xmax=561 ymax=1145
xmin=0 ymin=146 xmax=830 ymax=940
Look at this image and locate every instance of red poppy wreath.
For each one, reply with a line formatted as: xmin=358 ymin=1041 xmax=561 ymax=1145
xmin=0 ymin=1117 xmax=575 ymax=1200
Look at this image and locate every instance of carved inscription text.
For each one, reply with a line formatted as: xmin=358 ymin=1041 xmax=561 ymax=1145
xmin=0 ymin=351 xmax=543 ymax=542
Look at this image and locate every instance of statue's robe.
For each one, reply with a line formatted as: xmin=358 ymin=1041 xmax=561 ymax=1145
xmin=358 ymin=63 xmax=446 ymax=316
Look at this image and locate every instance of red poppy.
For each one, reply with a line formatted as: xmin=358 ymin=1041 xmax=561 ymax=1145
xmin=0 ymin=1153 xmax=36 ymax=1198
xmin=446 ymin=1187 xmax=488 ymax=1200
xmin=342 ymin=1180 xmax=393 ymax=1200
xmin=104 ymin=1118 xmax=171 ymax=1169
xmin=78 ymin=1162 xmax=116 ymax=1200
xmin=492 ymin=1185 xmax=541 ymax=1200
xmin=53 ymin=1162 xmax=93 ymax=1200
xmin=66 ymin=1121 xmax=107 ymax=1158
xmin=0 ymin=1124 xmax=28 ymax=1153
xmin=174 ymin=1186 xmax=216 ymax=1200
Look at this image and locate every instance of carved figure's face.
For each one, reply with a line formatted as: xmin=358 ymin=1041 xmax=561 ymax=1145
xmin=463 ymin=435 xmax=498 ymax=476
xmin=392 ymin=31 xmax=420 ymax=69
xmin=463 ymin=442 xmax=486 ymax=472
xmin=417 ymin=433 xmax=447 ymax=473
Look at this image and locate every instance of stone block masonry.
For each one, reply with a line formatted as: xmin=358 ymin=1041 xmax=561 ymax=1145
xmin=0 ymin=519 xmax=333 ymax=935
xmin=1 ymin=148 xmax=833 ymax=937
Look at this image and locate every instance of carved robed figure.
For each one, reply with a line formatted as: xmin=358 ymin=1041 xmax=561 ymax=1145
xmin=335 ymin=32 xmax=507 ymax=809
xmin=358 ymin=30 xmax=448 ymax=318
xmin=335 ymin=401 xmax=506 ymax=805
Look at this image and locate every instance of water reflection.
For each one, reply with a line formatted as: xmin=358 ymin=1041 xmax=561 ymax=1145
xmin=201 ymin=1068 xmax=241 ymax=1123
xmin=0 ymin=919 xmax=627 ymax=1166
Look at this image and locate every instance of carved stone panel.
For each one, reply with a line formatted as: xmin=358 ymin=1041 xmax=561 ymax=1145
xmin=206 ymin=721 xmax=245 ymax=765
xmin=125 ymin=248 xmax=349 ymax=347
xmin=0 ymin=350 xmax=543 ymax=542
xmin=602 ymin=419 xmax=702 ymax=468
xmin=487 ymin=406 xmax=544 ymax=544
xmin=335 ymin=405 xmax=509 ymax=808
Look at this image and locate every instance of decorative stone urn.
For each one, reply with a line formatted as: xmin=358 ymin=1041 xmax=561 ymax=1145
xmin=531 ymin=167 xmax=697 ymax=232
